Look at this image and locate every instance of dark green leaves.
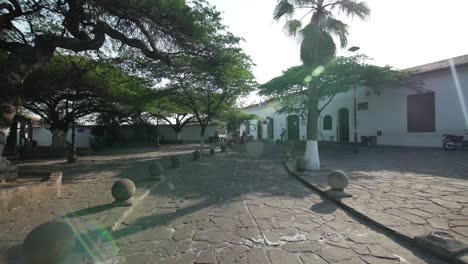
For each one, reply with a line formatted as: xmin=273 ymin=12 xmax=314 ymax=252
xmin=273 ymin=1 xmax=295 ymax=21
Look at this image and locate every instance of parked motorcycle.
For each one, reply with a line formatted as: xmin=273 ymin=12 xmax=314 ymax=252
xmin=442 ymin=131 xmax=468 ymax=150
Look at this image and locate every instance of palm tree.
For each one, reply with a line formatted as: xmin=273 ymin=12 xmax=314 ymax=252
xmin=273 ymin=0 xmax=370 ymax=170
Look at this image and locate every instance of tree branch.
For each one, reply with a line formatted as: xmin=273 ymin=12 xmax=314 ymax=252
xmin=318 ymin=94 xmax=336 ymax=115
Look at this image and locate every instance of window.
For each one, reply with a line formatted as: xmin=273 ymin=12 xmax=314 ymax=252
xmin=407 ymin=92 xmax=435 ymax=132
xmin=323 ymin=115 xmax=332 ymax=130
xmin=358 ymin=102 xmax=368 ymax=111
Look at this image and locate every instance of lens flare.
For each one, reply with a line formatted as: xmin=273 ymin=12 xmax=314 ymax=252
xmin=312 ymin=65 xmax=325 ymax=77
xmin=449 ymin=59 xmax=468 ymax=130
xmin=64 ymin=212 xmax=120 ymax=263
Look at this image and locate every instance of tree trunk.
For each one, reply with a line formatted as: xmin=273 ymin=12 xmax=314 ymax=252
xmin=51 ymin=129 xmax=68 ymax=155
xmin=0 ymin=102 xmax=19 ymax=182
xmin=67 ymin=120 xmax=77 ymax=163
xmin=304 ymin=86 xmax=321 ymax=171
xmin=200 ymin=126 xmax=206 ymax=154
xmin=4 ymin=120 xmax=18 ymax=155
xmin=176 ymin=131 xmax=182 ymax=144
xmin=0 ymin=45 xmax=56 ymax=180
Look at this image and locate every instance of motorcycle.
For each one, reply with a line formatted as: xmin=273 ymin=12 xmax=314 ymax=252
xmin=442 ymin=131 xmax=468 ymax=150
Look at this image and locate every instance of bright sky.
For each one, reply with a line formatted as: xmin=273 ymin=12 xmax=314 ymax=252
xmin=208 ymin=0 xmax=468 ymax=104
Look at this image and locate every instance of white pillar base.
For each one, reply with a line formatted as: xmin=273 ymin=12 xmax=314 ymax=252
xmin=304 ymin=140 xmax=320 ymax=171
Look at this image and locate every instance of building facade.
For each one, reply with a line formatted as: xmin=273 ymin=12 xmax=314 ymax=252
xmin=241 ymin=55 xmax=468 ymax=147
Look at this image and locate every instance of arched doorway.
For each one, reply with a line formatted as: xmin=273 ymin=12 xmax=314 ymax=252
xmin=267 ymin=118 xmax=274 ymax=140
xmin=338 ymin=108 xmax=350 ymax=143
xmin=287 ymin=115 xmax=300 ymax=141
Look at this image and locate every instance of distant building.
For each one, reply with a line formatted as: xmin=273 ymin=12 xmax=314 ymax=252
xmin=241 ymin=55 xmax=468 ymax=147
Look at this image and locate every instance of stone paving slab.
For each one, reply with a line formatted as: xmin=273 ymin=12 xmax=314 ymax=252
xmin=283 ymin=159 xmax=468 ymax=264
xmin=0 ymin=143 xmax=459 ymax=264
xmin=0 ymin=144 xmax=202 ymax=264
xmin=98 ymin=142 xmax=449 ymax=264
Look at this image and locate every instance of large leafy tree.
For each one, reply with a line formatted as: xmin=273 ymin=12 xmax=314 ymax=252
xmin=260 ymin=55 xmax=418 ymax=123
xmin=273 ymin=0 xmax=370 ymax=170
xmin=218 ymin=109 xmax=257 ymax=136
xmin=22 ymin=54 xmax=152 ymax=152
xmin=146 ymin=92 xmax=194 ymax=143
xmin=0 ymin=0 xmax=230 ymax=176
xmin=168 ymin=47 xmax=256 ymax=152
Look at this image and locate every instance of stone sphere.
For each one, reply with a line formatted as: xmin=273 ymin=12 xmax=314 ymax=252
xmin=328 ymin=170 xmax=349 ymax=190
xmin=220 ymin=144 xmax=227 ymax=152
xmin=24 ymin=221 xmax=76 ymax=264
xmin=209 ymin=148 xmax=215 ymax=156
xmin=111 ymin=179 xmax=136 ymax=201
xmin=296 ymin=158 xmax=307 ymax=172
xmin=148 ymin=162 xmax=164 ymax=177
xmin=192 ymin=150 xmax=201 ymax=161
xmin=170 ymin=156 xmax=180 ymax=168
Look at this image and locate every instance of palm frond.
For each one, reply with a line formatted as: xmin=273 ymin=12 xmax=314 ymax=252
xmin=323 ymin=17 xmax=349 ymax=48
xmin=284 ymin=19 xmax=303 ymax=36
xmin=331 ymin=0 xmax=370 ymax=20
xmin=273 ymin=0 xmax=295 ymax=21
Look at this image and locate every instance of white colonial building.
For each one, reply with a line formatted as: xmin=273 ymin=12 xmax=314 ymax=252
xmin=241 ymin=55 xmax=468 ymax=147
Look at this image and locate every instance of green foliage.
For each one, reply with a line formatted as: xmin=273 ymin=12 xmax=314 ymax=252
xmin=0 ymin=0 xmax=240 ymax=103
xmin=218 ymin=109 xmax=257 ymax=134
xmin=166 ymin=42 xmax=256 ymax=133
xmin=273 ymin=0 xmax=370 ymax=67
xmin=260 ymin=55 xmax=419 ymax=122
xmin=273 ymin=0 xmax=370 ymax=143
xmin=22 ymin=54 xmax=153 ymax=131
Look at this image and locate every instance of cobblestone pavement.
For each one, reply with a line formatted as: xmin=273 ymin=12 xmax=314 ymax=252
xmin=105 ymin=142 xmax=448 ymax=264
xmin=0 ymin=144 xmax=201 ymax=264
xmin=289 ymin=144 xmax=468 ymax=262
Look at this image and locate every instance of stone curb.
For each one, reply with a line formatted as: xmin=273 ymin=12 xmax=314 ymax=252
xmin=282 ymin=161 xmax=467 ymax=264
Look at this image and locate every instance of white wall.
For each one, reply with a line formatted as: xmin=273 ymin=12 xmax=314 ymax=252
xmin=319 ymin=65 xmax=468 ymax=147
xmin=32 ymin=125 xmax=220 ymax=148
xmin=241 ymin=101 xmax=308 ymax=141
xmin=243 ymin=65 xmax=468 ymax=147
xmin=32 ymin=127 xmax=92 ymax=148
xmin=156 ymin=125 xmax=219 ymax=141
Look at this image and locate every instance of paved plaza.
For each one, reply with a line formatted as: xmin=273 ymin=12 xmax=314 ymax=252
xmin=289 ymin=143 xmax=468 ymax=263
xmin=1 ymin=142 xmax=465 ymax=263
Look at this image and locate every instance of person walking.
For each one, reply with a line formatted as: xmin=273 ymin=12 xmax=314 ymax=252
xmin=280 ymin=128 xmax=286 ymax=142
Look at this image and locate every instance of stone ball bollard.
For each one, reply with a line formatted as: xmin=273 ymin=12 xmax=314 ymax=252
xmin=296 ymin=158 xmax=307 ymax=172
xmin=328 ymin=170 xmax=349 ymax=191
xmin=148 ymin=162 xmax=163 ymax=180
xmin=284 ymin=151 xmax=292 ymax=160
xmin=220 ymin=144 xmax=227 ymax=152
xmin=170 ymin=156 xmax=180 ymax=168
xmin=209 ymin=148 xmax=215 ymax=156
xmin=24 ymin=221 xmax=76 ymax=264
xmin=192 ymin=150 xmax=201 ymax=161
xmin=111 ymin=179 xmax=136 ymax=206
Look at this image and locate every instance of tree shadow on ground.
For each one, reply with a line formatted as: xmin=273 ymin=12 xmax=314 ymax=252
xmin=64 ymin=204 xmax=115 ymax=218
xmin=11 ymin=142 xmax=451 ymax=264
xmin=71 ymin=143 xmax=313 ymax=251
